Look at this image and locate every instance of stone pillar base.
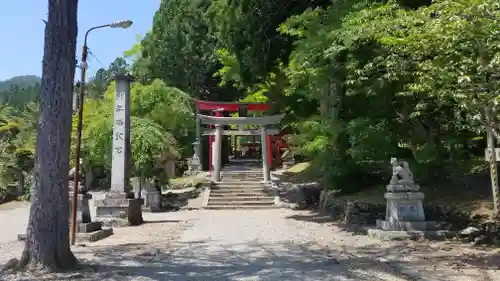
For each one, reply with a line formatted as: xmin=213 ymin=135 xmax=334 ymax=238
xmin=384 ymin=192 xmax=426 ymax=222
xmin=94 ymin=193 xmax=144 ymax=226
xmin=376 ymin=220 xmax=438 ymax=231
xmin=379 ymin=191 xmax=436 ymax=231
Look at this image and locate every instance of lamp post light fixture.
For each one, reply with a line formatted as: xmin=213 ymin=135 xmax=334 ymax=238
xmin=109 ymin=20 xmax=133 ymax=29
xmin=70 ymin=20 xmax=133 ymax=246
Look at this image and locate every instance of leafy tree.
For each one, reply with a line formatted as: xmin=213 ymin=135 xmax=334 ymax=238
xmin=0 ymin=75 xmax=40 ymax=92
xmin=277 ymin=0 xmax=500 ymax=190
xmin=0 ymin=84 xmax=40 ymax=109
xmin=141 ymin=0 xmax=237 ymax=100
xmin=107 ymin=57 xmax=129 ymax=76
xmin=80 ymin=79 xmax=192 ymax=183
xmin=86 ymin=68 xmax=109 ymax=99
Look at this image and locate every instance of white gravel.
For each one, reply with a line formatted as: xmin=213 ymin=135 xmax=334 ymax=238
xmin=1 ymin=207 xmax=499 ymax=281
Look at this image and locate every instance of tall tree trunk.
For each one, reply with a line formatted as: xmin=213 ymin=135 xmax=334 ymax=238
xmin=18 ymin=0 xmax=78 ymax=270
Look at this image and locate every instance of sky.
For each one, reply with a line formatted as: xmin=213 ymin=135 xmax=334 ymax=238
xmin=0 ymin=0 xmax=160 ymax=81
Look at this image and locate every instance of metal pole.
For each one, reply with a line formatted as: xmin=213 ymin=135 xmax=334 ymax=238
xmin=70 ymin=22 xmax=132 ymax=244
xmin=70 ymin=25 xmax=111 ymax=245
xmin=70 ymin=41 xmax=88 ymax=246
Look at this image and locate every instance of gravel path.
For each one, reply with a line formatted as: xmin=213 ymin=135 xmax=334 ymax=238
xmin=1 ymin=208 xmax=500 ymax=280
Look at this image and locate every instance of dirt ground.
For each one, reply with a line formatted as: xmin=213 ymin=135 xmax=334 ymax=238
xmin=0 ymin=209 xmax=499 ymax=281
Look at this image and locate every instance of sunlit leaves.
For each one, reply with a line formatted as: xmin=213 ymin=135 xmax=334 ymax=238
xmin=81 ymin=79 xmax=193 ymax=178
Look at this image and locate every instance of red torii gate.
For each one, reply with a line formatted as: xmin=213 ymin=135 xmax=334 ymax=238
xmin=194 ymin=100 xmax=274 ymax=174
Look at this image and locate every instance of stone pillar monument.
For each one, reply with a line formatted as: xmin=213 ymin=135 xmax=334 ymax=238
xmin=185 ymin=141 xmax=201 ymax=176
xmin=94 ymin=74 xmax=144 ymax=226
xmin=212 ymin=124 xmax=222 ymax=182
xmin=260 ymin=126 xmax=270 ymax=182
xmin=376 ymin=158 xmax=436 ymax=231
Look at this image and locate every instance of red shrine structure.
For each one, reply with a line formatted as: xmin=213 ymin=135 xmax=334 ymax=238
xmin=194 ymin=100 xmax=286 ymax=174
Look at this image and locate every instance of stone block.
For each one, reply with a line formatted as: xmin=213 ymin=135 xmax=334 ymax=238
xmin=18 ymin=228 xmax=113 ymax=243
xmin=77 ymin=228 xmax=114 ymax=242
xmin=384 ymin=192 xmax=426 ymax=222
xmin=386 ymin=183 xmax=419 ymax=192
xmin=77 ymin=221 xmax=102 ymax=233
xmin=94 ymin=194 xmax=144 ymax=226
xmin=367 ymin=228 xmax=455 ymax=241
xmin=376 ymin=219 xmax=437 ymax=231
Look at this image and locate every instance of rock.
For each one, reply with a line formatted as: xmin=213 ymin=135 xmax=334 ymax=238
xmin=66 ymin=272 xmax=85 ymax=279
xmin=2 ymin=258 xmax=18 ymax=271
xmin=138 ymin=251 xmax=155 ymax=257
xmin=460 ymin=226 xmax=480 ymax=236
xmin=118 ymin=211 xmax=127 ymax=219
xmin=277 ymin=182 xmax=321 ymax=208
xmin=327 ymin=257 xmax=340 ymax=265
xmin=471 ymin=235 xmax=488 ymax=246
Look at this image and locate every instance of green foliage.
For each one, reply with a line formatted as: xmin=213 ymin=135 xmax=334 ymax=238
xmin=276 ymin=0 xmax=500 ymax=190
xmin=0 ymin=101 xmax=37 ymax=201
xmin=141 ymin=0 xmax=220 ymax=96
xmin=130 ymin=117 xmax=177 ymax=179
xmin=81 ymin=79 xmax=193 ymax=180
xmin=46 ymin=0 xmax=500 ymax=197
xmin=86 ymin=57 xmax=130 ymax=99
xmin=0 ymin=75 xmax=40 ymax=92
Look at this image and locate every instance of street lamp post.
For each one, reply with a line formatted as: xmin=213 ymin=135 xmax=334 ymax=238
xmin=70 ymin=20 xmax=133 ymax=245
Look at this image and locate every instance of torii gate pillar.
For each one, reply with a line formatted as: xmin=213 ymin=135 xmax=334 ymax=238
xmin=260 ymin=126 xmax=270 ymax=182
xmin=212 ymin=124 xmax=223 ymax=182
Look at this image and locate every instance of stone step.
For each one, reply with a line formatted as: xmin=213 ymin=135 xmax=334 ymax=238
xmin=209 ymin=191 xmax=272 ymax=197
xmin=221 ymin=172 xmax=263 ymax=176
xmin=210 ymin=187 xmax=272 ymax=194
xmin=222 ymin=177 xmax=264 ymax=181
xmin=221 ymin=176 xmax=264 ymax=180
xmin=208 ymin=197 xmax=273 ymax=204
xmin=214 ymin=181 xmax=269 ymax=186
xmin=212 ymin=186 xmax=269 ymax=191
xmin=221 ymin=171 xmax=262 ymax=174
xmin=208 ymin=196 xmax=274 ymax=203
xmin=205 ymin=204 xmax=277 ymax=210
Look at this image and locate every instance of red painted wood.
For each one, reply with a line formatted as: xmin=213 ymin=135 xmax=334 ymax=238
xmin=267 ymin=135 xmax=272 ymax=167
xmin=195 ymin=100 xmax=270 ymax=111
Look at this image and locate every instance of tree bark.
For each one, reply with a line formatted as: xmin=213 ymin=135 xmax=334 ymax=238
xmin=18 ymin=0 xmax=79 ymax=270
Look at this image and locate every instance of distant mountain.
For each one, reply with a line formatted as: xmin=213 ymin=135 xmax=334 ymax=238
xmin=0 ymin=75 xmax=41 ymax=92
xmin=0 ymin=75 xmax=41 ymax=108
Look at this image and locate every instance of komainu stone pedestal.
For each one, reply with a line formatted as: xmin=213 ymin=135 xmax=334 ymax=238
xmin=369 ymin=158 xmax=447 ymax=241
xmin=376 ymin=192 xmax=437 ymax=231
xmin=94 ymin=193 xmax=144 ymax=226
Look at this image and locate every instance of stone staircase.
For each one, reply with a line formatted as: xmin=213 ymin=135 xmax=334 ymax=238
xmin=206 ymin=167 xmax=277 ymax=210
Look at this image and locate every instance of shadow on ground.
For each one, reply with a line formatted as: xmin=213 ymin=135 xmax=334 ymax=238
xmin=285 ymin=211 xmax=337 ymax=224
xmin=4 ymin=236 xmax=500 ymax=280
xmin=286 ymin=210 xmax=500 ymax=280
xmin=3 ymin=239 xmax=451 ymax=281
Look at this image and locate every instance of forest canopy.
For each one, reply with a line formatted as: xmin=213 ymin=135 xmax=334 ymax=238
xmin=1 ymin=0 xmax=499 ymax=201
